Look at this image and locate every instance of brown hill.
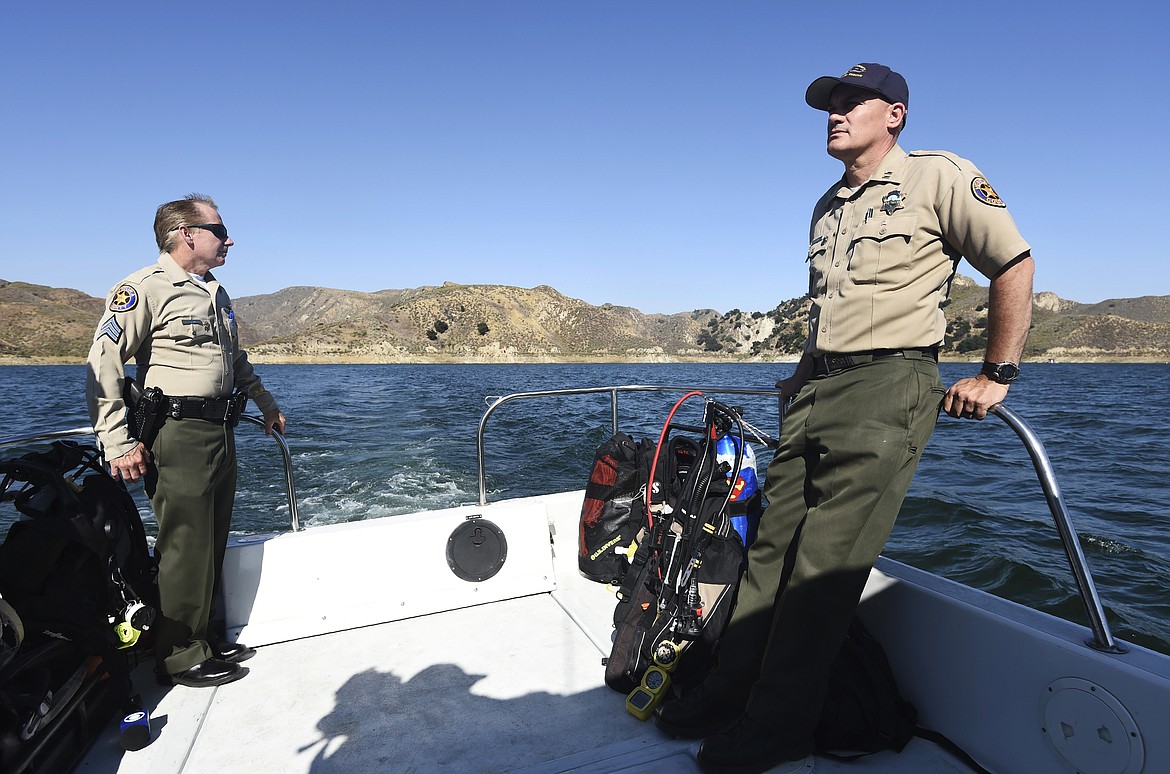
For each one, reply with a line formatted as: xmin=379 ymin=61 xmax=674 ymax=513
xmin=0 ymin=280 xmax=105 ymax=360
xmin=240 ymin=282 xmax=719 ymax=361
xmin=2 ymin=276 xmax=1168 ymax=364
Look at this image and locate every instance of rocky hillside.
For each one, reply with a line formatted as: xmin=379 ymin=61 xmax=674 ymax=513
xmin=2 ymin=277 xmax=1168 ymax=364
xmin=233 ymin=282 xmax=719 ymax=361
xmin=0 ymin=281 xmax=105 ymax=360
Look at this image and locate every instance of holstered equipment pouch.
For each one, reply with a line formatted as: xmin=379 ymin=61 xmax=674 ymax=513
xmin=123 ymin=377 xmax=166 ymax=449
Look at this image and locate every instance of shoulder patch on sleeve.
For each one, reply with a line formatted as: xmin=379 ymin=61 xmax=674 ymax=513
xmin=971 ymin=177 xmax=1007 ymax=208
xmin=97 ymin=315 xmax=124 ymax=343
xmin=109 ymin=284 xmax=139 ymax=312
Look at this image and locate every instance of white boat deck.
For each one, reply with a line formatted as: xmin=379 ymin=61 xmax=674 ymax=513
xmin=78 ymin=601 xmax=971 ymax=773
xmin=75 ymin=491 xmax=1170 ymax=773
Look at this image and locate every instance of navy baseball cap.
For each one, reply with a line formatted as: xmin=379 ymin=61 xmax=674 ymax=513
xmin=805 ymin=63 xmax=909 ymax=110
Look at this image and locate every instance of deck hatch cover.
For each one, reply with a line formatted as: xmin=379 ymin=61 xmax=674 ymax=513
xmin=1040 ymin=677 xmax=1143 ymax=774
xmin=446 ymin=516 xmax=508 ymax=582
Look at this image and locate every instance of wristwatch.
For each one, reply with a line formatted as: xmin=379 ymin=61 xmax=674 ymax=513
xmin=981 ymin=361 xmax=1020 ymax=384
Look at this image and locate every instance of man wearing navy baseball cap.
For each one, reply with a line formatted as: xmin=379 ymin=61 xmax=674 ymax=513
xmin=804 ymin=62 xmax=909 ymax=111
xmin=656 ymin=63 xmax=1036 ymax=773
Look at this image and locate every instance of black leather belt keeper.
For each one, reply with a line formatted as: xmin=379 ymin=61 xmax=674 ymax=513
xmin=165 ymin=390 xmax=249 ymax=427
xmin=812 ymin=347 xmax=938 ymax=376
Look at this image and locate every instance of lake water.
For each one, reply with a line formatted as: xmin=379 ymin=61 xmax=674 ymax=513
xmin=1 ymin=362 xmax=1168 ymax=655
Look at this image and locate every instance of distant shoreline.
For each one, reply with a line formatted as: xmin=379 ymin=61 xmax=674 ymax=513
xmin=3 ymin=355 xmax=1167 ymax=367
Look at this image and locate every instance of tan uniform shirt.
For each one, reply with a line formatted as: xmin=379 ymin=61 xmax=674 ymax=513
xmin=805 ymin=144 xmax=1031 ymax=355
xmin=86 ymin=252 xmax=277 ymax=459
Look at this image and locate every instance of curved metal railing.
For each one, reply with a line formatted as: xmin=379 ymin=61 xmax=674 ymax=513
xmin=987 ymin=404 xmax=1121 ymax=652
xmin=0 ymin=418 xmax=302 ymax=532
xmin=2 ymin=392 xmax=1120 ymax=650
xmin=237 ymin=416 xmax=302 ymax=532
xmin=474 ymin=385 xmax=1120 ymax=654
xmin=476 ymin=384 xmax=785 ymax=507
xmin=0 ymin=427 xmax=95 ymax=446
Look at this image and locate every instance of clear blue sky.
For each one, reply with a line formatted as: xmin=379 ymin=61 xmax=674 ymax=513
xmin=2 ymin=1 xmax=1165 ymax=314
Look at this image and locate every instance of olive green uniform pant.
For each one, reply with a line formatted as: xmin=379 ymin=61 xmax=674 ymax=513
xmin=705 ymin=353 xmax=943 ymax=750
xmin=146 ymin=418 xmax=236 ymax=676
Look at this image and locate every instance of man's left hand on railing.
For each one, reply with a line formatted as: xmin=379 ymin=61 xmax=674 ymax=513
xmin=942 ymin=375 xmax=1009 ymax=421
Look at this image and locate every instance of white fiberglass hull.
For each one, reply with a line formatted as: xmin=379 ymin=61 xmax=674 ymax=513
xmin=79 ymin=490 xmax=1170 ymax=773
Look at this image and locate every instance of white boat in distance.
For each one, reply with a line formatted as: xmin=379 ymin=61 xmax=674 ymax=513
xmin=8 ymin=383 xmax=1168 ymax=773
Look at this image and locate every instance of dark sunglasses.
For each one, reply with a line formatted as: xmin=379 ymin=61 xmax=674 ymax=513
xmin=187 ymin=223 xmax=230 ymax=240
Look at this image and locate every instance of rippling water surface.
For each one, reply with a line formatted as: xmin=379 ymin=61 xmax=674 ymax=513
xmin=2 ymin=362 xmax=1168 ymax=654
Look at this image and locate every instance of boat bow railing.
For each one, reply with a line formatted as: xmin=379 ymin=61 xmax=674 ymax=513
xmin=0 ymin=417 xmax=303 ymax=532
xmin=476 ymin=384 xmax=785 ymax=507
xmin=237 ymin=415 xmax=302 ymax=532
xmin=475 ymin=386 xmax=1121 ymax=654
xmin=987 ymin=403 xmax=1122 ymax=653
xmin=1 ymin=393 xmax=1120 ymax=650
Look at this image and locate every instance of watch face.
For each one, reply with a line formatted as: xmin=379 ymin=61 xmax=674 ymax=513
xmin=984 ymin=361 xmax=1019 ymax=383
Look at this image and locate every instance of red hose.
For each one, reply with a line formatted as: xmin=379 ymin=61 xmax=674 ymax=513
xmin=643 ymin=391 xmax=703 ymax=529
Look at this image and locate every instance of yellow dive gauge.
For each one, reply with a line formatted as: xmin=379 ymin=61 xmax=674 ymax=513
xmin=626 ymin=665 xmax=672 ymax=721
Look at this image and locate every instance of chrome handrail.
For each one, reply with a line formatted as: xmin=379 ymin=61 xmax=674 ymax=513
xmin=238 ymin=415 xmax=302 ymax=532
xmin=0 ymin=427 xmax=94 ymax=447
xmin=1 ymin=418 xmax=301 ymax=533
xmin=988 ymin=404 xmax=1122 ymax=653
xmin=474 ymin=386 xmax=1122 ymax=654
xmin=476 ymin=384 xmax=784 ymax=506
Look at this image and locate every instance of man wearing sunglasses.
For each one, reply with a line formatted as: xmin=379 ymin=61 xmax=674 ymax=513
xmin=86 ymin=194 xmax=286 ymax=688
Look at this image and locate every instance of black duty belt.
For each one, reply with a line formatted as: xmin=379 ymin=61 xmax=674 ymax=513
xmin=165 ymin=390 xmax=248 ymax=427
xmin=812 ymin=347 xmax=938 ymax=376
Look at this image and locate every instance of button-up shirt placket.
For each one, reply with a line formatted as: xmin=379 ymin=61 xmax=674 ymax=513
xmin=821 ymin=192 xmax=859 ymax=349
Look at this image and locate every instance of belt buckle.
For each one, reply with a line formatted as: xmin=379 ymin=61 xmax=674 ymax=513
xmin=825 ymin=354 xmax=854 ymax=372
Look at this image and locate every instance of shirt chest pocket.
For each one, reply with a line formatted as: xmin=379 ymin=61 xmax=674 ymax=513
xmin=847 ymin=214 xmax=917 ymax=285
xmin=164 ymin=317 xmax=217 ymax=365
